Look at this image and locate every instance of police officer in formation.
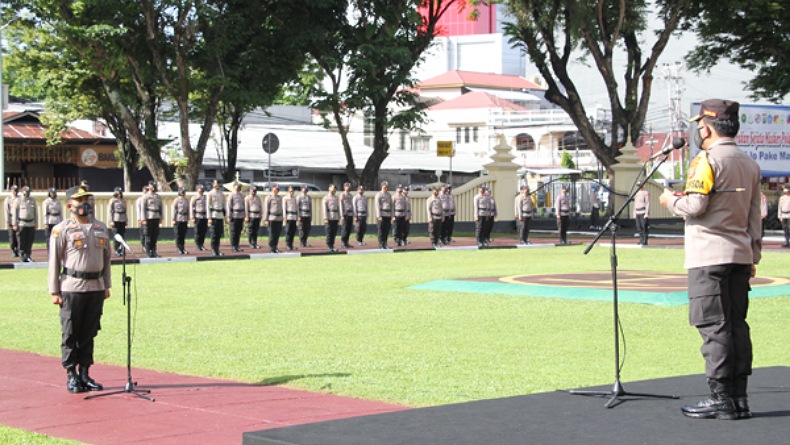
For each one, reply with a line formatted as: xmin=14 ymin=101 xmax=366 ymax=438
xmin=322 ymin=184 xmax=341 ymax=252
xmin=282 ymin=186 xmax=298 ymax=251
xmin=780 ymin=183 xmax=790 ymax=247
xmin=426 ymin=186 xmax=444 ymax=248
xmin=353 ymin=185 xmax=368 ymax=246
xmin=515 ymin=185 xmax=533 ymax=245
xmin=375 ymin=181 xmax=393 ymax=249
xmin=108 ymin=187 xmax=127 ymax=256
xmin=190 ymin=184 xmax=208 ymax=251
xmin=48 ymin=186 xmax=111 ymax=394
xmin=44 ymin=187 xmax=64 ymax=252
xmin=440 ymin=184 xmax=456 ymax=245
xmin=5 ymin=184 xmax=20 ymax=257
xmin=392 ymin=185 xmax=408 ymax=246
xmin=245 ymin=185 xmax=264 ymax=249
xmin=402 ymin=187 xmax=412 ymax=245
xmin=339 ymin=182 xmax=355 ymax=249
xmin=226 ymin=182 xmax=246 ymax=252
xmin=555 ymin=186 xmax=571 ymax=245
xmin=297 ymin=185 xmax=312 ymax=247
xmin=136 ymin=185 xmax=149 ymax=253
xmin=142 ymin=181 xmax=163 ymax=257
xmin=172 ymin=187 xmax=190 ymax=254
xmin=473 ymin=185 xmax=492 ymax=248
xmin=207 ymin=179 xmax=226 ymax=256
xmin=13 ymin=186 xmax=37 ymax=262
xmin=263 ymin=184 xmax=284 ymax=253
xmin=634 ymin=185 xmax=650 ymax=245
xmin=590 ymin=185 xmax=602 ymax=230
xmin=484 ymin=188 xmax=497 ymax=244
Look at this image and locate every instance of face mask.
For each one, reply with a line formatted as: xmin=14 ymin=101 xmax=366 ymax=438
xmin=73 ymin=202 xmax=92 ymax=217
xmin=693 ymin=126 xmax=706 ymax=148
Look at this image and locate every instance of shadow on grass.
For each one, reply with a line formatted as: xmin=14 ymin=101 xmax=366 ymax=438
xmin=256 ymin=373 xmax=352 ymax=386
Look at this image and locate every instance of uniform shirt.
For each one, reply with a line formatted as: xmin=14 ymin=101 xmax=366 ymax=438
xmin=440 ymin=193 xmax=456 ymax=216
xmin=375 ymin=191 xmax=393 ymax=218
xmin=554 ymin=195 xmax=571 ymax=217
xmin=490 ymin=196 xmax=498 ymax=218
xmin=4 ymin=194 xmax=19 ymax=227
xmin=190 ymin=193 xmax=207 ymax=219
xmin=633 ymin=190 xmax=650 ymax=217
xmin=207 ymin=189 xmax=226 ymax=219
xmin=226 ymin=192 xmax=246 ymax=219
xmin=263 ymin=194 xmax=284 ymax=221
xmin=297 ymin=193 xmax=312 ymax=218
xmin=404 ymin=195 xmax=412 ymax=220
xmin=779 ymin=194 xmax=790 ymax=220
xmin=143 ymin=193 xmax=162 ymax=220
xmin=340 ymin=192 xmax=354 ymax=216
xmin=48 ymin=216 xmax=112 ymax=294
xmin=427 ymin=195 xmax=443 ymax=219
xmin=282 ymin=195 xmax=298 ymax=221
xmin=172 ymin=196 xmax=190 ymax=223
xmin=14 ymin=196 xmax=37 ymax=228
xmin=135 ymin=195 xmax=146 ymax=222
xmin=667 ymin=139 xmax=762 ymax=269
xmin=245 ymin=194 xmax=263 ymax=220
xmin=515 ymin=193 xmax=533 ymax=220
xmin=393 ymin=193 xmax=407 ymax=217
xmin=44 ymin=197 xmax=64 ymax=225
xmin=323 ymin=194 xmax=340 ymax=221
xmin=474 ymin=193 xmax=492 ymax=218
xmin=109 ymin=197 xmax=127 ymax=223
xmin=353 ymin=194 xmax=368 ymax=218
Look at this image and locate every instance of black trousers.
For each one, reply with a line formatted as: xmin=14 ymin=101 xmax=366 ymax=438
xmin=782 ymin=218 xmax=789 ymax=245
xmin=403 ymin=219 xmax=411 ymax=242
xmin=518 ymin=217 xmax=531 ymax=243
xmin=475 ymin=218 xmax=485 ymax=245
xmin=60 ymin=291 xmax=104 ymax=369
xmin=8 ymin=226 xmax=19 ymax=254
xmin=340 ymin=215 xmax=354 ymax=245
xmin=268 ymin=220 xmax=283 ymax=251
xmin=441 ymin=215 xmax=455 ymax=242
xmin=483 ymin=216 xmax=494 ymax=240
xmin=18 ymin=226 xmax=34 ymax=259
xmin=393 ymin=216 xmax=407 ymax=243
xmin=210 ymin=218 xmax=224 ymax=251
xmin=356 ymin=218 xmax=367 ymax=243
xmin=636 ymin=214 xmax=649 ymax=244
xmin=590 ymin=207 xmax=600 ymax=227
xmin=194 ymin=218 xmax=208 ymax=248
xmin=174 ymin=221 xmax=188 ymax=250
xmin=428 ymin=218 xmax=442 ymax=244
xmin=688 ymin=264 xmax=752 ymax=384
xmin=284 ymin=219 xmax=297 ymax=248
xmin=248 ymin=218 xmax=261 ymax=247
xmin=112 ymin=222 xmax=126 ymax=253
xmin=557 ymin=216 xmax=569 ymax=243
xmin=378 ymin=217 xmax=392 ymax=247
xmin=145 ymin=219 xmax=160 ymax=254
xmin=298 ymin=217 xmax=312 ymax=246
xmin=325 ymin=219 xmax=339 ymax=248
xmin=229 ymin=218 xmax=244 ymax=248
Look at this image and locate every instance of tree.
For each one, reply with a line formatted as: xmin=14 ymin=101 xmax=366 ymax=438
xmin=504 ymin=0 xmax=692 ymax=176
xmin=685 ymin=1 xmax=790 ymax=101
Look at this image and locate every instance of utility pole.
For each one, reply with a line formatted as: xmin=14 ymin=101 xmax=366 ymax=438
xmin=660 ymin=62 xmax=686 ymax=179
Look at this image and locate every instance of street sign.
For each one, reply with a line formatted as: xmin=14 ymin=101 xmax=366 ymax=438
xmin=262 ymin=133 xmax=280 ymax=154
xmin=437 ymin=141 xmax=454 ymax=157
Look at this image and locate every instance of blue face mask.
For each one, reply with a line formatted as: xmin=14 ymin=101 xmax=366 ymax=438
xmin=73 ymin=202 xmax=92 ymax=217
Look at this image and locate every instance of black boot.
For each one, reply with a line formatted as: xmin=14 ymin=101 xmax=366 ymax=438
xmin=681 ymin=379 xmax=737 ymax=420
xmin=79 ymin=366 xmax=103 ymax=391
xmin=732 ymin=376 xmax=751 ymax=419
xmin=66 ymin=367 xmax=87 ymax=393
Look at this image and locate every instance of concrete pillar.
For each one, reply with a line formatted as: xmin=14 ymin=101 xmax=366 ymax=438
xmin=484 ymin=134 xmax=520 ymax=221
xmin=610 ymin=136 xmax=643 ymax=219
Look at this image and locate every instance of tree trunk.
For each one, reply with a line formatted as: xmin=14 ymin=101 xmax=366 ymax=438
xmin=360 ymin=105 xmax=389 ymax=190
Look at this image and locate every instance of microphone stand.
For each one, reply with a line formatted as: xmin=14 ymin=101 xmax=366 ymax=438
xmin=85 ymin=243 xmax=154 ymax=402
xmin=568 ymin=154 xmax=678 ymax=408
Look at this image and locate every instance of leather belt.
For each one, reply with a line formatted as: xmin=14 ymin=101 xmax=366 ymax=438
xmin=62 ymin=267 xmax=103 ymax=280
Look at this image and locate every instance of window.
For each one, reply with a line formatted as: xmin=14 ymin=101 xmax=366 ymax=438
xmin=456 ymin=127 xmax=462 ymax=144
xmin=464 ymin=127 xmax=470 ymax=143
xmin=473 ymin=127 xmax=479 ymax=142
xmin=516 ymin=133 xmax=535 ymax=151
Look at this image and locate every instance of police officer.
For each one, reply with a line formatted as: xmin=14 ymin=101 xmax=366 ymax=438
xmin=190 ymin=184 xmax=208 ymax=251
xmin=339 ymin=182 xmax=355 ymax=248
xmin=484 ymin=188 xmax=497 ymax=244
xmin=353 ymin=185 xmax=368 ymax=246
xmin=426 ymin=186 xmax=444 ymax=248
xmin=441 ymin=184 xmax=456 ymax=245
xmin=392 ymin=185 xmax=408 ymax=246
xmin=44 ymin=187 xmax=64 ymax=252
xmin=515 ymin=185 xmax=533 ymax=245
xmin=142 ymin=180 xmax=163 ymax=257
xmin=297 ymin=185 xmax=312 ymax=247
xmin=323 ymin=184 xmax=341 ymax=252
xmin=5 ymin=184 xmax=20 ymax=257
xmin=136 ymin=185 xmax=149 ymax=254
xmin=207 ymin=179 xmax=227 ymax=256
xmin=282 ymin=186 xmax=298 ymax=251
xmin=402 ymin=187 xmax=412 ymax=245
xmin=375 ymin=181 xmax=393 ymax=249
xmin=634 ymin=185 xmax=650 ymax=245
xmin=48 ymin=186 xmax=111 ymax=393
xmin=779 ymin=183 xmax=790 ymax=247
xmin=79 ymin=179 xmax=95 ymax=218
xmin=226 ymin=182 xmax=246 ymax=252
xmin=172 ymin=187 xmax=190 ymax=254
xmin=473 ymin=185 xmax=491 ymax=247
xmin=13 ymin=186 xmax=37 ymax=263
xmin=555 ymin=186 xmax=571 ymax=245
xmin=263 ymin=183 xmax=284 ymax=253
xmin=590 ymin=185 xmax=602 ymax=230
xmin=245 ymin=185 xmax=264 ymax=249
xmin=108 ymin=187 xmax=127 ymax=256
xmin=660 ymin=98 xmax=762 ymax=420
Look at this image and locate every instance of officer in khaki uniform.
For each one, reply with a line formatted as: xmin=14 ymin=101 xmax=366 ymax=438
xmin=226 ymin=182 xmax=246 ymax=252
xmin=392 ymin=185 xmax=408 ymax=246
xmin=633 ymin=185 xmax=650 ymax=245
xmin=207 ymin=180 xmax=227 ymax=256
xmin=4 ymin=184 xmax=20 ymax=257
xmin=190 ymin=184 xmax=208 ymax=251
xmin=339 ymin=182 xmax=355 ymax=248
xmin=440 ymin=184 xmax=456 ymax=244
xmin=48 ymin=186 xmax=111 ymax=394
xmin=282 ymin=186 xmax=298 ymax=251
xmin=375 ymin=181 xmax=393 ymax=249
xmin=13 ymin=186 xmax=37 ymax=262
xmin=353 ymin=185 xmax=368 ymax=245
xmin=426 ymin=187 xmax=444 ymax=248
xmin=515 ymin=185 xmax=533 ymax=245
xmin=473 ymin=185 xmax=491 ymax=247
xmin=402 ymin=187 xmax=412 ymax=245
xmin=172 ymin=187 xmax=190 ymax=254
xmin=297 ymin=185 xmax=313 ymax=247
xmin=108 ymin=187 xmax=127 ymax=256
xmin=245 ymin=185 xmax=264 ymax=249
xmin=263 ymin=184 xmax=284 ymax=253
xmin=779 ymin=184 xmax=790 ymax=247
xmin=142 ymin=181 xmax=163 ymax=258
xmin=136 ymin=185 xmax=149 ymax=253
xmin=44 ymin=187 xmax=64 ymax=252
xmin=555 ymin=186 xmax=571 ymax=245
xmin=323 ymin=184 xmax=341 ymax=252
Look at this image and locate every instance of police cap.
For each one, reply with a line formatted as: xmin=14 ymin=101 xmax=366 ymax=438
xmin=690 ymin=99 xmax=740 ymax=123
xmin=70 ymin=186 xmax=93 ymax=200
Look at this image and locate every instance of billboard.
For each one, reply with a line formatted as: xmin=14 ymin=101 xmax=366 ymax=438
xmin=689 ymin=102 xmax=790 ymax=176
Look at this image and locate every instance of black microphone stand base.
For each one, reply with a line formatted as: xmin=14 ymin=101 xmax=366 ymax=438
xmin=569 ymin=378 xmax=677 ymax=409
xmin=85 ymin=381 xmax=154 ymax=401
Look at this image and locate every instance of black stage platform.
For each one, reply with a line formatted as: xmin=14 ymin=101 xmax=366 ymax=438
xmin=244 ymin=367 xmax=789 ymax=445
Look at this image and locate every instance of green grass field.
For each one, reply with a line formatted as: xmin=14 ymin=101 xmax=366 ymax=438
xmin=1 ymin=246 xmax=789 ymax=444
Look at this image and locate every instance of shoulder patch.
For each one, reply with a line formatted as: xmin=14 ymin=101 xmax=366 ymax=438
xmin=52 ymin=227 xmax=61 ymax=238
xmin=685 ymin=152 xmax=714 ymax=195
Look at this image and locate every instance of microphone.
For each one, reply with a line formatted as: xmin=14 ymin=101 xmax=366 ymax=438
xmin=114 ymin=233 xmax=133 ymax=253
xmin=649 ymin=137 xmax=686 ymax=160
